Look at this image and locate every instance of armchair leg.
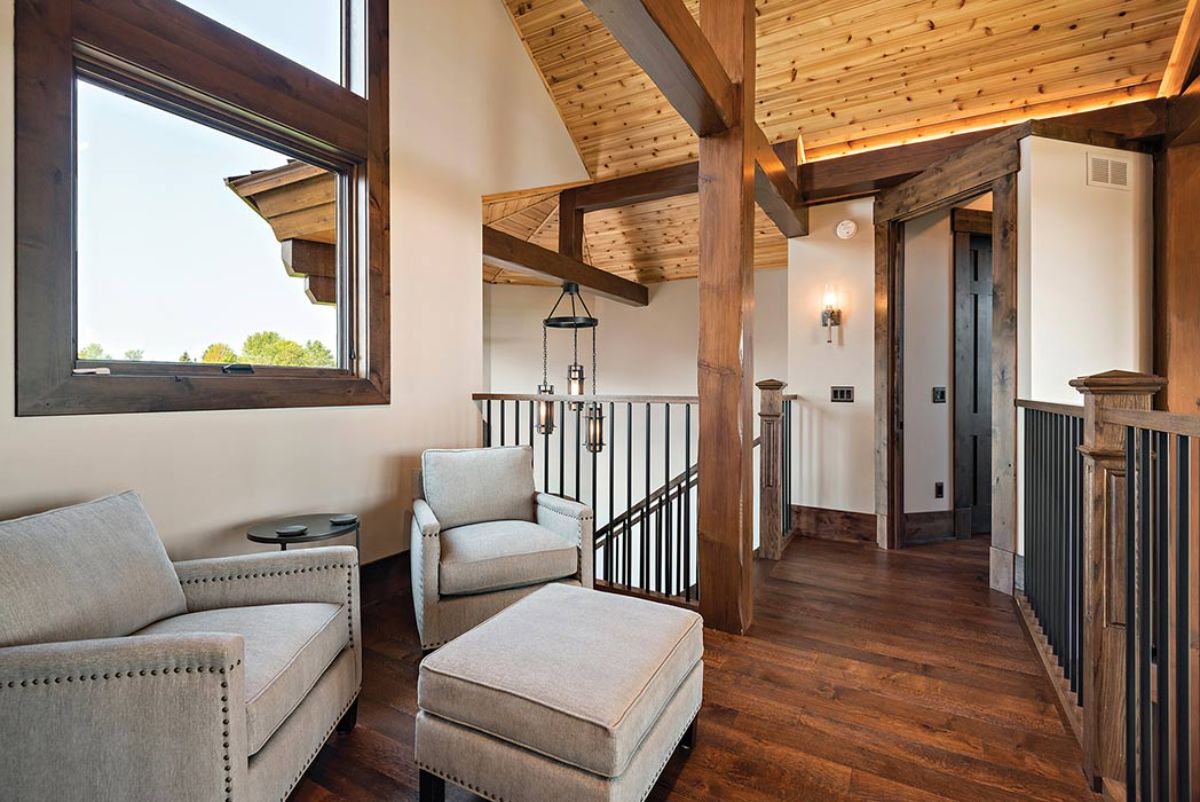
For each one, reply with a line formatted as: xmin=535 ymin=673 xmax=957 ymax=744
xmin=680 ymin=716 xmax=697 ymax=750
xmin=419 ymin=770 xmax=445 ymax=802
xmin=336 ymin=699 xmax=358 ymax=733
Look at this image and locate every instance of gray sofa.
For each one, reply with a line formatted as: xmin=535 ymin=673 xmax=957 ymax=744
xmin=411 ymin=446 xmax=594 ymax=649
xmin=0 ymin=491 xmax=361 ymax=802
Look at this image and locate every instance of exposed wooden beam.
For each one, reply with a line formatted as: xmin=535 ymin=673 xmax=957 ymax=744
xmin=1162 ymin=0 xmax=1200 ymax=98
xmin=482 ymin=225 xmax=648 ymax=307
xmin=305 ymin=275 xmax=336 ymax=306
xmin=751 ymin=124 xmax=807 ymax=237
xmin=1168 ymin=75 xmax=1200 ymax=146
xmin=696 ymin=0 xmax=755 ymax=635
xmin=572 ymin=161 xmax=700 ymax=213
xmin=580 ymin=0 xmax=735 ymax=137
xmin=281 ymin=239 xmax=335 ymax=278
xmin=557 ymin=189 xmax=585 ymax=260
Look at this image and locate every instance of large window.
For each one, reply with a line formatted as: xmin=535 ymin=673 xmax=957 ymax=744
xmin=15 ymin=0 xmax=388 ymax=415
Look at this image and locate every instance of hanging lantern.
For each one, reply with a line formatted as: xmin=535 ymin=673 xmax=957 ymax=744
xmin=535 ymin=325 xmax=556 ymax=435
xmin=584 ymin=401 xmax=606 ymax=454
xmin=543 ymin=282 xmax=598 ymax=416
xmin=566 ymin=363 xmax=586 ymax=410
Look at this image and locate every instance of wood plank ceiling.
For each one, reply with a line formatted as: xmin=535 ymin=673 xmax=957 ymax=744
xmin=484 ymin=0 xmax=1188 ymax=287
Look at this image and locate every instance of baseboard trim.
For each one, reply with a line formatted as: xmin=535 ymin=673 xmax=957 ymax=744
xmin=361 ymin=551 xmax=410 ymax=608
xmin=902 ymin=509 xmax=956 ymax=545
xmin=1013 ymin=592 xmax=1084 ymax=748
xmin=789 ymin=505 xmax=875 ymax=543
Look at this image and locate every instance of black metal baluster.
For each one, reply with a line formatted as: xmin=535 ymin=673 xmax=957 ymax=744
xmin=626 ymin=402 xmax=633 ymax=590
xmin=1157 ymin=431 xmax=1171 ymax=802
xmin=486 ymin=399 xmax=493 ymax=446
xmin=543 ymin=400 xmax=551 ymax=492
xmin=685 ymin=404 xmax=693 ymax=603
xmin=1177 ymin=435 xmax=1191 ymax=802
xmin=1140 ymin=428 xmax=1153 ymax=802
xmin=559 ymin=401 xmax=566 ymax=497
xmin=1127 ymin=425 xmax=1139 ymax=802
xmin=664 ymin=404 xmax=672 ymax=597
xmin=608 ymin=401 xmax=615 ymax=586
xmin=575 ymin=406 xmax=582 ymax=502
xmin=644 ymin=403 xmax=651 ymax=591
xmin=499 ymin=399 xmax=506 ymax=446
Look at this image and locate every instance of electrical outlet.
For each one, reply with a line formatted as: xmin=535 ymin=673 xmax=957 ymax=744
xmin=831 ymin=386 xmax=854 ymax=403
xmin=935 ymin=482 xmax=944 ymax=499
xmin=932 ymin=386 xmax=947 ymax=404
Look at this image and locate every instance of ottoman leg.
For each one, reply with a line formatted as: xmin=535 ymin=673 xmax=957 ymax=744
xmin=419 ymin=770 xmax=445 ymax=802
xmin=681 ymin=717 xmax=697 ymax=750
xmin=336 ymin=700 xmax=358 ymax=733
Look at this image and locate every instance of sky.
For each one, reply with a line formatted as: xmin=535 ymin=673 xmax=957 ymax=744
xmin=75 ymin=1 xmax=345 ymax=363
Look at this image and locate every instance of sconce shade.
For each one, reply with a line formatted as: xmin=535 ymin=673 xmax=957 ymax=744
xmin=536 ymin=383 xmax=556 ymax=435
xmin=567 ymin=363 xmax=585 ymax=411
xmin=584 ymin=402 xmax=605 ymax=453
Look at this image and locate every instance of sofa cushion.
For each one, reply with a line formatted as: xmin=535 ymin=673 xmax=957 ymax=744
xmin=439 ymin=520 xmax=577 ymax=596
xmin=136 ymin=602 xmax=349 ymax=756
xmin=422 ymin=447 xmax=535 ymax=529
xmin=0 ymin=491 xmax=188 ymax=648
xmin=418 ymin=583 xmax=703 ymax=778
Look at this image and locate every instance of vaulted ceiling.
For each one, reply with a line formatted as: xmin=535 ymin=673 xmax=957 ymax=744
xmin=484 ymin=0 xmax=1190 ymax=287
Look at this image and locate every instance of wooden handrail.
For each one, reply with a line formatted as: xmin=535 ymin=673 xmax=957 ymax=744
xmin=1015 ymin=399 xmax=1085 ymax=418
xmin=473 ymin=392 xmax=699 ymax=405
xmin=1098 ymin=406 xmax=1200 ymax=437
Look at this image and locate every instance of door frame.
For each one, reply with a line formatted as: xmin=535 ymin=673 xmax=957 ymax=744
xmin=873 ymin=125 xmax=1023 ymax=594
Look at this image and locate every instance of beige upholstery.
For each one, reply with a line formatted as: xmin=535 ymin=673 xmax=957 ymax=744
xmin=415 ymin=584 xmax=704 ymax=802
xmin=0 ymin=494 xmax=361 ymax=802
xmin=411 ymin=446 xmax=594 ymax=649
xmin=440 ymin=520 xmax=578 ymax=595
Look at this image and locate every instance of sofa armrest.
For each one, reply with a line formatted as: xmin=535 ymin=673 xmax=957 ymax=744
xmin=0 ymin=633 xmax=248 ymax=801
xmin=411 ymin=500 xmax=442 ymax=645
xmin=174 ymin=545 xmax=358 ymax=611
xmin=536 ymin=493 xmax=594 ymax=588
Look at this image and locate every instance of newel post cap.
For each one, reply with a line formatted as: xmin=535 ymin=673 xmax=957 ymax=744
xmin=755 ymin=379 xmax=787 ymax=392
xmin=1069 ymin=369 xmax=1166 ymax=397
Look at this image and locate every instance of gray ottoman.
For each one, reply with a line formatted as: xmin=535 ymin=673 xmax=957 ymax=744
xmin=414 ymin=583 xmax=703 ymax=802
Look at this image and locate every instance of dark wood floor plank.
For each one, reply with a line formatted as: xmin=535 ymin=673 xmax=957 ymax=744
xmin=289 ymin=535 xmax=1095 ymax=802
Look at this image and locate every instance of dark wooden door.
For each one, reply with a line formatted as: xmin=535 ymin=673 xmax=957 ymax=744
xmin=953 ymin=221 xmax=992 ymax=537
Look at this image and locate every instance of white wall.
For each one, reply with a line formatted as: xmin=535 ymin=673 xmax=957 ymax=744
xmin=0 ymin=0 xmax=588 ymax=562
xmin=484 ymin=271 xmax=789 ymax=396
xmin=787 ymin=199 xmax=876 ymax=514
xmin=1018 ymin=136 xmax=1153 ymax=403
xmin=1015 ymin=135 xmax=1153 ymax=555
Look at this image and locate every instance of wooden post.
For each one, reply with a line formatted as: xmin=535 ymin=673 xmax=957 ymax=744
xmin=757 ymin=379 xmax=787 ymax=560
xmin=1071 ymin=370 xmax=1165 ymax=789
xmin=697 ymin=0 xmax=755 ymax=635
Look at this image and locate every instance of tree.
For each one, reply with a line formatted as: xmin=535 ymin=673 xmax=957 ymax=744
xmin=201 ymin=343 xmax=238 ymax=364
xmin=178 ymin=351 xmax=194 ymax=363
xmin=78 ymin=343 xmax=109 ymax=360
xmin=239 ymin=331 xmax=321 ymax=367
xmin=123 ymin=349 xmax=144 ymax=361
xmin=301 ymin=339 xmax=335 ymax=368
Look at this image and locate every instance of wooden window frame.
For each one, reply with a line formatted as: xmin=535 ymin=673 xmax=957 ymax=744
xmin=15 ymin=0 xmax=390 ymax=415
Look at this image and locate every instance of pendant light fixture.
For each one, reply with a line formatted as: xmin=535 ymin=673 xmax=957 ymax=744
xmin=543 ymin=282 xmax=598 ymax=413
xmin=536 ymin=324 xmax=556 ymax=435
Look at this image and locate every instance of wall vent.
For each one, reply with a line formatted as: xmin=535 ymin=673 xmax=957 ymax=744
xmin=1087 ymin=153 xmax=1131 ymax=191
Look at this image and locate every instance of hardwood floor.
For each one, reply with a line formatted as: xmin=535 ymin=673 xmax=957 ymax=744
xmin=290 ymin=536 xmax=1096 ymax=802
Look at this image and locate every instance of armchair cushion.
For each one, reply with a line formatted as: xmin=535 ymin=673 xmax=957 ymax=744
xmin=135 ymin=602 xmax=349 ymax=756
xmin=422 ymin=446 xmax=536 ymax=529
xmin=0 ymin=491 xmax=187 ymax=648
xmin=440 ymin=520 xmax=577 ymax=596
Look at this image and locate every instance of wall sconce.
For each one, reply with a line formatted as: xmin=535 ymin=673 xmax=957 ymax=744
xmin=821 ymin=284 xmax=842 ymax=344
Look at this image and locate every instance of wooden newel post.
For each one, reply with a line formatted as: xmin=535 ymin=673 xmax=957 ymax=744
xmin=757 ymin=379 xmax=787 ymax=560
xmin=1070 ymin=370 xmax=1165 ymax=789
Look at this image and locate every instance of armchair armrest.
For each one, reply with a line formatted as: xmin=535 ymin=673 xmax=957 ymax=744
xmin=411 ymin=499 xmax=442 ymax=644
xmin=0 ymin=633 xmax=248 ymax=801
xmin=536 ymin=493 xmax=594 ymax=588
xmin=174 ymin=545 xmax=359 ymax=611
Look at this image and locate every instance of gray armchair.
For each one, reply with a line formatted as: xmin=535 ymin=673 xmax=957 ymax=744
xmin=0 ymin=491 xmax=361 ymax=802
xmin=412 ymin=446 xmax=593 ymax=649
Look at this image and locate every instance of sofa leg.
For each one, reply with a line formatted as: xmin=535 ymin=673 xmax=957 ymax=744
xmin=680 ymin=717 xmax=697 ymax=750
xmin=336 ymin=700 xmax=358 ymax=733
xmin=419 ymin=770 xmax=445 ymax=802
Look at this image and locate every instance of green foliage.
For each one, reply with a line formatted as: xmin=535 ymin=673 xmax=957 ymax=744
xmin=201 ymin=343 xmax=238 ymax=364
xmin=77 ymin=343 xmax=110 ymax=361
xmin=178 ymin=351 xmax=194 ymax=363
xmin=122 ymin=349 xmax=144 ymax=361
xmin=240 ymin=331 xmax=335 ymax=368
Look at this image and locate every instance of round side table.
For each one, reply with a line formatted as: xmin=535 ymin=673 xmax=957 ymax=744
xmin=247 ymin=513 xmax=360 ymax=552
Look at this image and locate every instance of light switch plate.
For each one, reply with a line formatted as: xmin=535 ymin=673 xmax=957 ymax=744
xmin=932 ymin=386 xmax=947 ymax=404
xmin=831 ymin=386 xmax=854 ymax=403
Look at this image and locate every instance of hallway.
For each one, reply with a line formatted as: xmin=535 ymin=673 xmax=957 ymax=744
xmin=291 ymin=536 xmax=1095 ymax=802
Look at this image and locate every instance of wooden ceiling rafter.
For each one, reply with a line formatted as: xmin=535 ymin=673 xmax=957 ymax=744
xmin=1162 ymin=0 xmax=1200 ymax=97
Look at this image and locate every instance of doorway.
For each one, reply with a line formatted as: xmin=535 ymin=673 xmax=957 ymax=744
xmin=951 ymin=208 xmax=993 ymax=538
